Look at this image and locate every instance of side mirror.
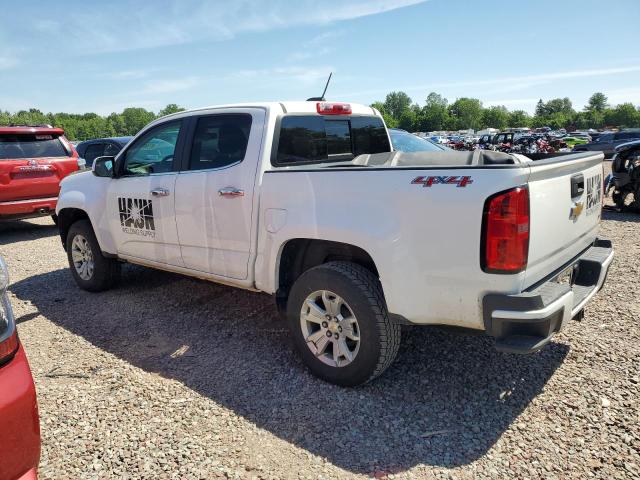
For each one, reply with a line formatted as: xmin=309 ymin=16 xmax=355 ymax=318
xmin=93 ymin=156 xmax=115 ymax=178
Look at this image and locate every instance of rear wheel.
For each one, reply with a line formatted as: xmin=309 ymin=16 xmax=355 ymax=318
xmin=66 ymin=220 xmax=120 ymax=292
xmin=51 ymin=214 xmax=58 ymax=225
xmin=286 ymin=261 xmax=400 ymax=387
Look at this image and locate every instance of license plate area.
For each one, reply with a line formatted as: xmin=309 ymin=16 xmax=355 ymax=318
xmin=554 ymin=263 xmax=578 ymax=286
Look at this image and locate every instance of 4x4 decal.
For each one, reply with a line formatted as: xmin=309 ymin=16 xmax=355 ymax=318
xmin=411 ymin=175 xmax=473 ymax=188
xmin=118 ymin=197 xmax=156 ymax=238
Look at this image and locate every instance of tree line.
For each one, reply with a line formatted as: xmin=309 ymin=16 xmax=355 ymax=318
xmin=0 ymin=104 xmax=185 ymax=141
xmin=372 ymin=91 xmax=640 ymax=132
xmin=2 ymin=92 xmax=639 ymax=140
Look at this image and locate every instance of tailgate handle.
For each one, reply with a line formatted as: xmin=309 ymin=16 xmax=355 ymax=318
xmin=571 ymin=174 xmax=584 ymax=198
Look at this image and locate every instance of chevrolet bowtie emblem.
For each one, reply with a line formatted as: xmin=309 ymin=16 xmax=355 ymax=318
xmin=570 ymin=202 xmax=584 ymax=219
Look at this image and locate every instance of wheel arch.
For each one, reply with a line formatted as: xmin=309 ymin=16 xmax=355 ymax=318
xmin=57 ymin=208 xmax=92 ymax=251
xmin=275 ymin=238 xmax=380 ymax=315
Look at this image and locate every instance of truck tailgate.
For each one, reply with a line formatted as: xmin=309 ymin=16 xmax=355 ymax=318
xmin=524 ymin=152 xmax=604 ymax=288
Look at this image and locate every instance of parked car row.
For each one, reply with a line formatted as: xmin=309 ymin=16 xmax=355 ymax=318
xmin=572 ymin=130 xmax=640 ymax=158
xmin=415 ymin=128 xmax=640 ymax=159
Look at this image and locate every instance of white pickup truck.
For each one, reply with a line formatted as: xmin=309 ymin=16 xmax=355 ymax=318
xmin=56 ymin=101 xmax=613 ymax=386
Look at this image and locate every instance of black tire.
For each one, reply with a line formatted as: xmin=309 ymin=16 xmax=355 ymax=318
xmin=51 ymin=214 xmax=58 ymax=225
xmin=286 ymin=261 xmax=400 ymax=387
xmin=66 ymin=219 xmax=120 ymax=292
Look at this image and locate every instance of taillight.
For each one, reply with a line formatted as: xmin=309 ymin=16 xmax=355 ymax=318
xmin=481 ymin=186 xmax=530 ymax=273
xmin=316 ymin=102 xmax=352 ymax=115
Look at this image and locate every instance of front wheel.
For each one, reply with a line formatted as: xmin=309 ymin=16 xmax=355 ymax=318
xmin=66 ymin=220 xmax=120 ymax=292
xmin=286 ymin=261 xmax=400 ymax=387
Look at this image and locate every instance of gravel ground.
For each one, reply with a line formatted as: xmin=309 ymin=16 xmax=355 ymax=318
xmin=1 ymin=185 xmax=639 ymax=478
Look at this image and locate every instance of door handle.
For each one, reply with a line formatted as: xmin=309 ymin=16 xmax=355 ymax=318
xmin=218 ymin=187 xmax=244 ymax=197
xmin=150 ymin=188 xmax=170 ymax=197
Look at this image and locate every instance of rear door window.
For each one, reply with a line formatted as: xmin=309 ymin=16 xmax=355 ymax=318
xmin=83 ymin=143 xmax=106 ymax=164
xmin=0 ymin=134 xmax=69 ymax=159
xmin=187 ymin=114 xmax=252 ymax=171
xmin=104 ymin=143 xmax=121 ymax=156
xmin=274 ymin=115 xmax=390 ymax=166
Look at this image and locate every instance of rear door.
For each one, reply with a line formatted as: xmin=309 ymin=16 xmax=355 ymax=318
xmin=174 ymin=109 xmax=264 ymax=279
xmin=106 ymin=120 xmax=185 ymax=267
xmin=0 ymin=132 xmax=77 ymax=202
xmin=524 ymin=153 xmax=604 ymax=287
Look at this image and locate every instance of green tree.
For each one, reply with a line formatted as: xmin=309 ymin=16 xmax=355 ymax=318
xmin=383 ymin=91 xmax=412 ymax=120
xmin=604 ymin=103 xmax=639 ymax=128
xmin=121 ymin=108 xmax=156 ymax=135
xmin=158 ymin=104 xmax=185 ymax=117
xmin=106 ymin=113 xmax=127 ymax=136
xmin=545 ymin=97 xmax=574 ymax=115
xmin=419 ymin=92 xmax=450 ymax=131
xmin=449 ymin=97 xmax=483 ymax=130
xmin=535 ymin=99 xmax=547 ymax=117
xmin=481 ymin=105 xmax=509 ymax=130
xmin=586 ymin=92 xmax=608 ymax=113
xmin=371 ymin=101 xmax=397 ymax=128
xmin=398 ymin=104 xmax=421 ymax=131
xmin=508 ymin=110 xmax=531 ymax=128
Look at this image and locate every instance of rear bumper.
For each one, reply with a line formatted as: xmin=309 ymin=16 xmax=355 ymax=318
xmin=0 ymin=346 xmax=41 ymax=480
xmin=483 ymin=238 xmax=614 ymax=354
xmin=0 ymin=197 xmax=57 ymax=220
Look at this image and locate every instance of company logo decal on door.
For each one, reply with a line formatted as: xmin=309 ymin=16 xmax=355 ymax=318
xmin=118 ymin=198 xmax=156 ymax=238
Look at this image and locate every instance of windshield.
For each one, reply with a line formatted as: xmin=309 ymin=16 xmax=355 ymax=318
xmin=0 ymin=134 xmax=69 ymax=159
xmin=390 ymin=130 xmax=444 ymax=152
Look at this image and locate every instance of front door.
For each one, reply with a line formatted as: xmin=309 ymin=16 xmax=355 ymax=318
xmin=107 ymin=120 xmax=185 ymax=267
xmin=174 ymin=109 xmax=264 ymax=279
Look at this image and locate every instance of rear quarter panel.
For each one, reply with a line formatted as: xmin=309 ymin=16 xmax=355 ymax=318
xmin=257 ymin=166 xmax=530 ymax=329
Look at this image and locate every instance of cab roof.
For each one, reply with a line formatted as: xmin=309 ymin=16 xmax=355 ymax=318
xmin=158 ymin=101 xmax=378 ymax=120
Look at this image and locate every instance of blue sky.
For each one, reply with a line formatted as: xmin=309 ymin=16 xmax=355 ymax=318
xmin=1 ymin=0 xmax=639 ymax=115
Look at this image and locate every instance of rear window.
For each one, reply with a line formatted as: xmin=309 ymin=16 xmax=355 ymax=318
xmin=0 ymin=134 xmax=69 ymax=159
xmin=274 ymin=115 xmax=390 ymax=166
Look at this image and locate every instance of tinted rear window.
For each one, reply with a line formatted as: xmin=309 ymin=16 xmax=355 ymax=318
xmin=275 ymin=115 xmax=390 ymax=166
xmin=0 ymin=134 xmax=69 ymax=159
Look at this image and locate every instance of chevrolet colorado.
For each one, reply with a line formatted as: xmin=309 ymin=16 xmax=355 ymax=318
xmin=55 ymin=101 xmax=613 ymax=386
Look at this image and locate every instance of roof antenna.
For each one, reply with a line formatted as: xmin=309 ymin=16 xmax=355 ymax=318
xmin=307 ymin=72 xmax=332 ymax=101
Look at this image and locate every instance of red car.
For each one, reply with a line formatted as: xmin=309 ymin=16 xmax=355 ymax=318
xmin=0 ymin=256 xmax=40 ymax=479
xmin=0 ymin=126 xmax=82 ymax=223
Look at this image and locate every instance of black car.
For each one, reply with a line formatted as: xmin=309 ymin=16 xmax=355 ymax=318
xmin=76 ymin=136 xmax=132 ymax=167
xmin=572 ymin=130 xmax=640 ymax=158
